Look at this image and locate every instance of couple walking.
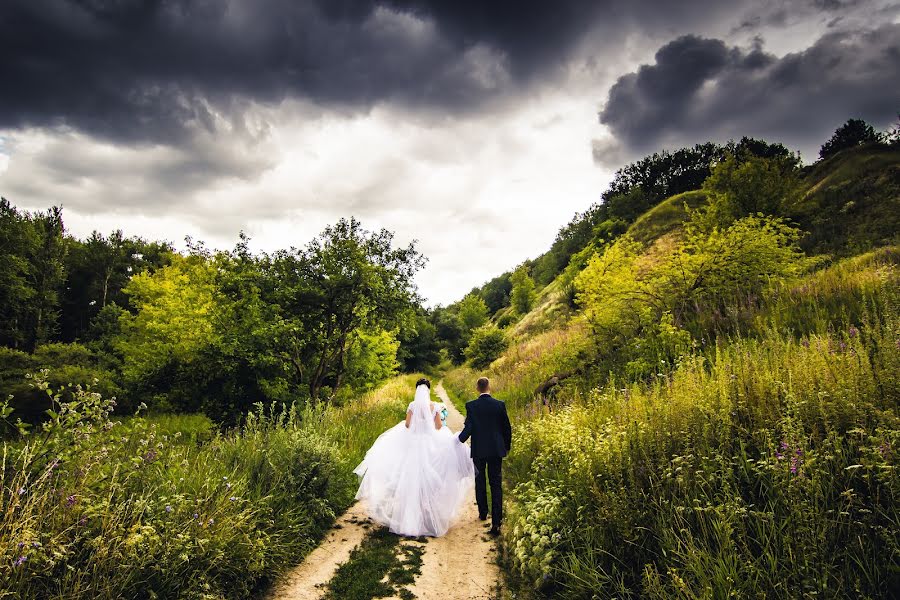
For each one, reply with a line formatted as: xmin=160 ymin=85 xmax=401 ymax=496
xmin=353 ymin=377 xmax=512 ymax=537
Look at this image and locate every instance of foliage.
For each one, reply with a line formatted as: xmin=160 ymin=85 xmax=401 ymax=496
xmin=0 ymin=372 xmax=422 ymax=599
xmin=576 ymin=213 xmax=804 ymax=356
xmin=396 ymin=310 xmax=441 ymax=373
xmin=510 ymin=266 xmax=537 ymax=315
xmin=0 ymin=200 xmax=66 ymax=352
xmin=457 ymin=293 xmax=489 ymax=332
xmin=449 ymin=245 xmax=899 ymax=599
xmin=0 ymin=344 xmax=121 ymax=427
xmin=703 ymin=152 xmax=801 ymax=219
xmin=59 ymin=230 xmax=172 ymax=343
xmin=477 ymin=271 xmax=514 ymax=315
xmin=465 ymin=325 xmax=509 ymax=370
xmin=819 ymin=118 xmax=882 ymax=160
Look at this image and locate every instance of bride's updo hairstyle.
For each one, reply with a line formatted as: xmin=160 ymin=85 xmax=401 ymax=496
xmin=416 ymin=377 xmax=431 ymax=389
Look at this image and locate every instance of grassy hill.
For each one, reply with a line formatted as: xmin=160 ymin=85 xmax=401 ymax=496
xmin=445 ymin=144 xmax=900 ymax=599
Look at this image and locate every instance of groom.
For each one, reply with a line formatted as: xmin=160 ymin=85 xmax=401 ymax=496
xmin=457 ymin=377 xmax=512 ymax=536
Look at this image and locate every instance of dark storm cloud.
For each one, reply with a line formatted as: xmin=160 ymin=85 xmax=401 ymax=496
xmin=0 ymin=0 xmax=748 ymax=146
xmin=599 ymin=24 xmax=900 ymax=158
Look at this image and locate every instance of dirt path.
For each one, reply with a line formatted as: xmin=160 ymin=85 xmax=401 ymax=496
xmin=268 ymin=381 xmax=501 ymax=600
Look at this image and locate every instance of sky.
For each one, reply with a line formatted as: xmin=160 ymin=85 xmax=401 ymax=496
xmin=1 ymin=1 xmax=898 ymax=306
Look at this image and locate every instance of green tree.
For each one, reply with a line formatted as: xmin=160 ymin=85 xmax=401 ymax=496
xmin=396 ymin=311 xmax=441 ymax=372
xmin=510 ymin=266 xmax=537 ymax=314
xmin=703 ymin=152 xmax=801 ymax=220
xmin=24 ymin=206 xmax=67 ymax=351
xmin=819 ymin=118 xmax=881 ymax=160
xmin=115 ymin=254 xmax=221 ymax=410
xmin=0 ymin=198 xmax=35 ymax=349
xmin=457 ymin=293 xmax=489 ymax=332
xmin=464 ymin=325 xmax=508 ymax=369
xmin=272 ymin=218 xmax=424 ymax=400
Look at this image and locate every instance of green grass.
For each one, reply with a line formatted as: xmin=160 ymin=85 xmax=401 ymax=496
xmin=627 ymin=190 xmax=708 ymax=245
xmin=449 ymin=239 xmax=900 ymax=598
xmin=0 ymin=373 xmax=425 ymax=599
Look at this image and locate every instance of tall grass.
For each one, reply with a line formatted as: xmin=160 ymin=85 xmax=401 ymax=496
xmin=0 ymin=372 xmax=423 ymax=599
xmin=449 ymin=248 xmax=900 ymax=598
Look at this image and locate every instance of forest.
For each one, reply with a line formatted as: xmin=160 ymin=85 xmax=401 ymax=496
xmin=1 ymin=116 xmax=898 ymax=598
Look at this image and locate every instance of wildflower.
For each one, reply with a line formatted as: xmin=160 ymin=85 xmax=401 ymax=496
xmin=165 ymin=505 xmax=172 ymax=513
xmin=78 ymin=517 xmax=88 ymax=526
xmin=13 ymin=556 xmax=27 ymax=567
xmin=848 ymin=326 xmax=859 ymax=338
xmin=801 ymin=338 xmax=810 ymax=348
xmin=144 ymin=450 xmax=157 ymax=462
xmin=226 ymin=483 xmax=232 ymax=490
xmin=18 ymin=487 xmax=26 ymax=495
xmin=193 ymin=513 xmax=199 ymax=519
xmin=16 ymin=542 xmax=24 ymax=549
xmin=230 ymin=496 xmax=237 ymax=502
xmin=66 ymin=494 xmax=77 ymax=508
xmin=208 ymin=518 xmax=215 ymax=525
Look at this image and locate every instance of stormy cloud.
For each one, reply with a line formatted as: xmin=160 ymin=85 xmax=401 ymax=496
xmin=599 ymin=23 xmax=900 ymax=158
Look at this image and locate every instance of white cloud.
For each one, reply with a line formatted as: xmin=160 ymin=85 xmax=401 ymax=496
xmin=1 ymin=89 xmax=611 ymax=306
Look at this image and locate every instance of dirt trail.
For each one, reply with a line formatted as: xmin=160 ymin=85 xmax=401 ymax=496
xmin=268 ymin=381 xmax=501 ymax=600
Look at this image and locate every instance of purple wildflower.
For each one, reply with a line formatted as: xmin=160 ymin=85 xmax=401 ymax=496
xmin=13 ymin=556 xmax=27 ymax=567
xmin=78 ymin=517 xmax=88 ymax=526
xmin=65 ymin=494 xmax=76 ymax=508
xmin=193 ymin=513 xmax=199 ymax=519
xmin=17 ymin=487 xmax=26 ymax=495
xmin=144 ymin=450 xmax=157 ymax=462
xmin=848 ymin=326 xmax=859 ymax=338
xmin=801 ymin=338 xmax=810 ymax=348
xmin=226 ymin=483 xmax=232 ymax=490
xmin=165 ymin=505 xmax=172 ymax=513
xmin=780 ymin=441 xmax=789 ymax=450
xmin=16 ymin=542 xmax=24 ymax=549
xmin=230 ymin=496 xmax=237 ymax=502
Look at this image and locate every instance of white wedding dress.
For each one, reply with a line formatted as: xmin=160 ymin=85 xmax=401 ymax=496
xmin=353 ymin=384 xmax=474 ymax=537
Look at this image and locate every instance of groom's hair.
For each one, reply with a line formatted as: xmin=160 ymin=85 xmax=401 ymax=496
xmin=416 ymin=377 xmax=431 ymax=389
xmin=476 ymin=377 xmax=490 ymax=393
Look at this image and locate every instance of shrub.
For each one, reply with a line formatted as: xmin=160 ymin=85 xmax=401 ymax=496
xmin=465 ymin=326 xmax=508 ymax=369
xmin=0 ymin=371 xmax=424 ymax=598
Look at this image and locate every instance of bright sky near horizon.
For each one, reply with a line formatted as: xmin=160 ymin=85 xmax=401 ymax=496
xmin=1 ymin=1 xmax=897 ymax=305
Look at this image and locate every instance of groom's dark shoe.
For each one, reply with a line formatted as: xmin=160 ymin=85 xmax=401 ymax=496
xmin=488 ymin=526 xmax=501 ymax=537
xmin=478 ymin=513 xmax=488 ymax=521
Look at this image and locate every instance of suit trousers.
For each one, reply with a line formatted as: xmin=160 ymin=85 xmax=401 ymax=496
xmin=473 ymin=457 xmax=503 ymax=528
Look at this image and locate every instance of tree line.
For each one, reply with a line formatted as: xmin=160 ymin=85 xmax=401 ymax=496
xmin=0 ymin=210 xmax=429 ymax=424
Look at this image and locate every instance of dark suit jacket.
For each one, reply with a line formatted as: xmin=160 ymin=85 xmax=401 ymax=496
xmin=458 ymin=393 xmax=512 ymax=458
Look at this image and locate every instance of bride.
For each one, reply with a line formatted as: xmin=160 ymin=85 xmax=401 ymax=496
xmin=353 ymin=378 xmax=474 ymax=537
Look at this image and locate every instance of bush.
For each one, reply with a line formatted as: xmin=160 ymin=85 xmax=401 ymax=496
xmin=0 ymin=343 xmax=121 ymax=426
xmin=496 ymin=313 xmax=517 ymax=329
xmin=0 ymin=372 xmax=431 ymax=598
xmin=465 ymin=326 xmax=508 ymax=369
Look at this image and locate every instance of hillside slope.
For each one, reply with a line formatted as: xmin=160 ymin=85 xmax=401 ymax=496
xmin=445 ymin=144 xmax=900 ymax=599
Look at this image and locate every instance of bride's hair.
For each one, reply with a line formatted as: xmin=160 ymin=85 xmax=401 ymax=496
xmin=416 ymin=377 xmax=431 ymax=389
